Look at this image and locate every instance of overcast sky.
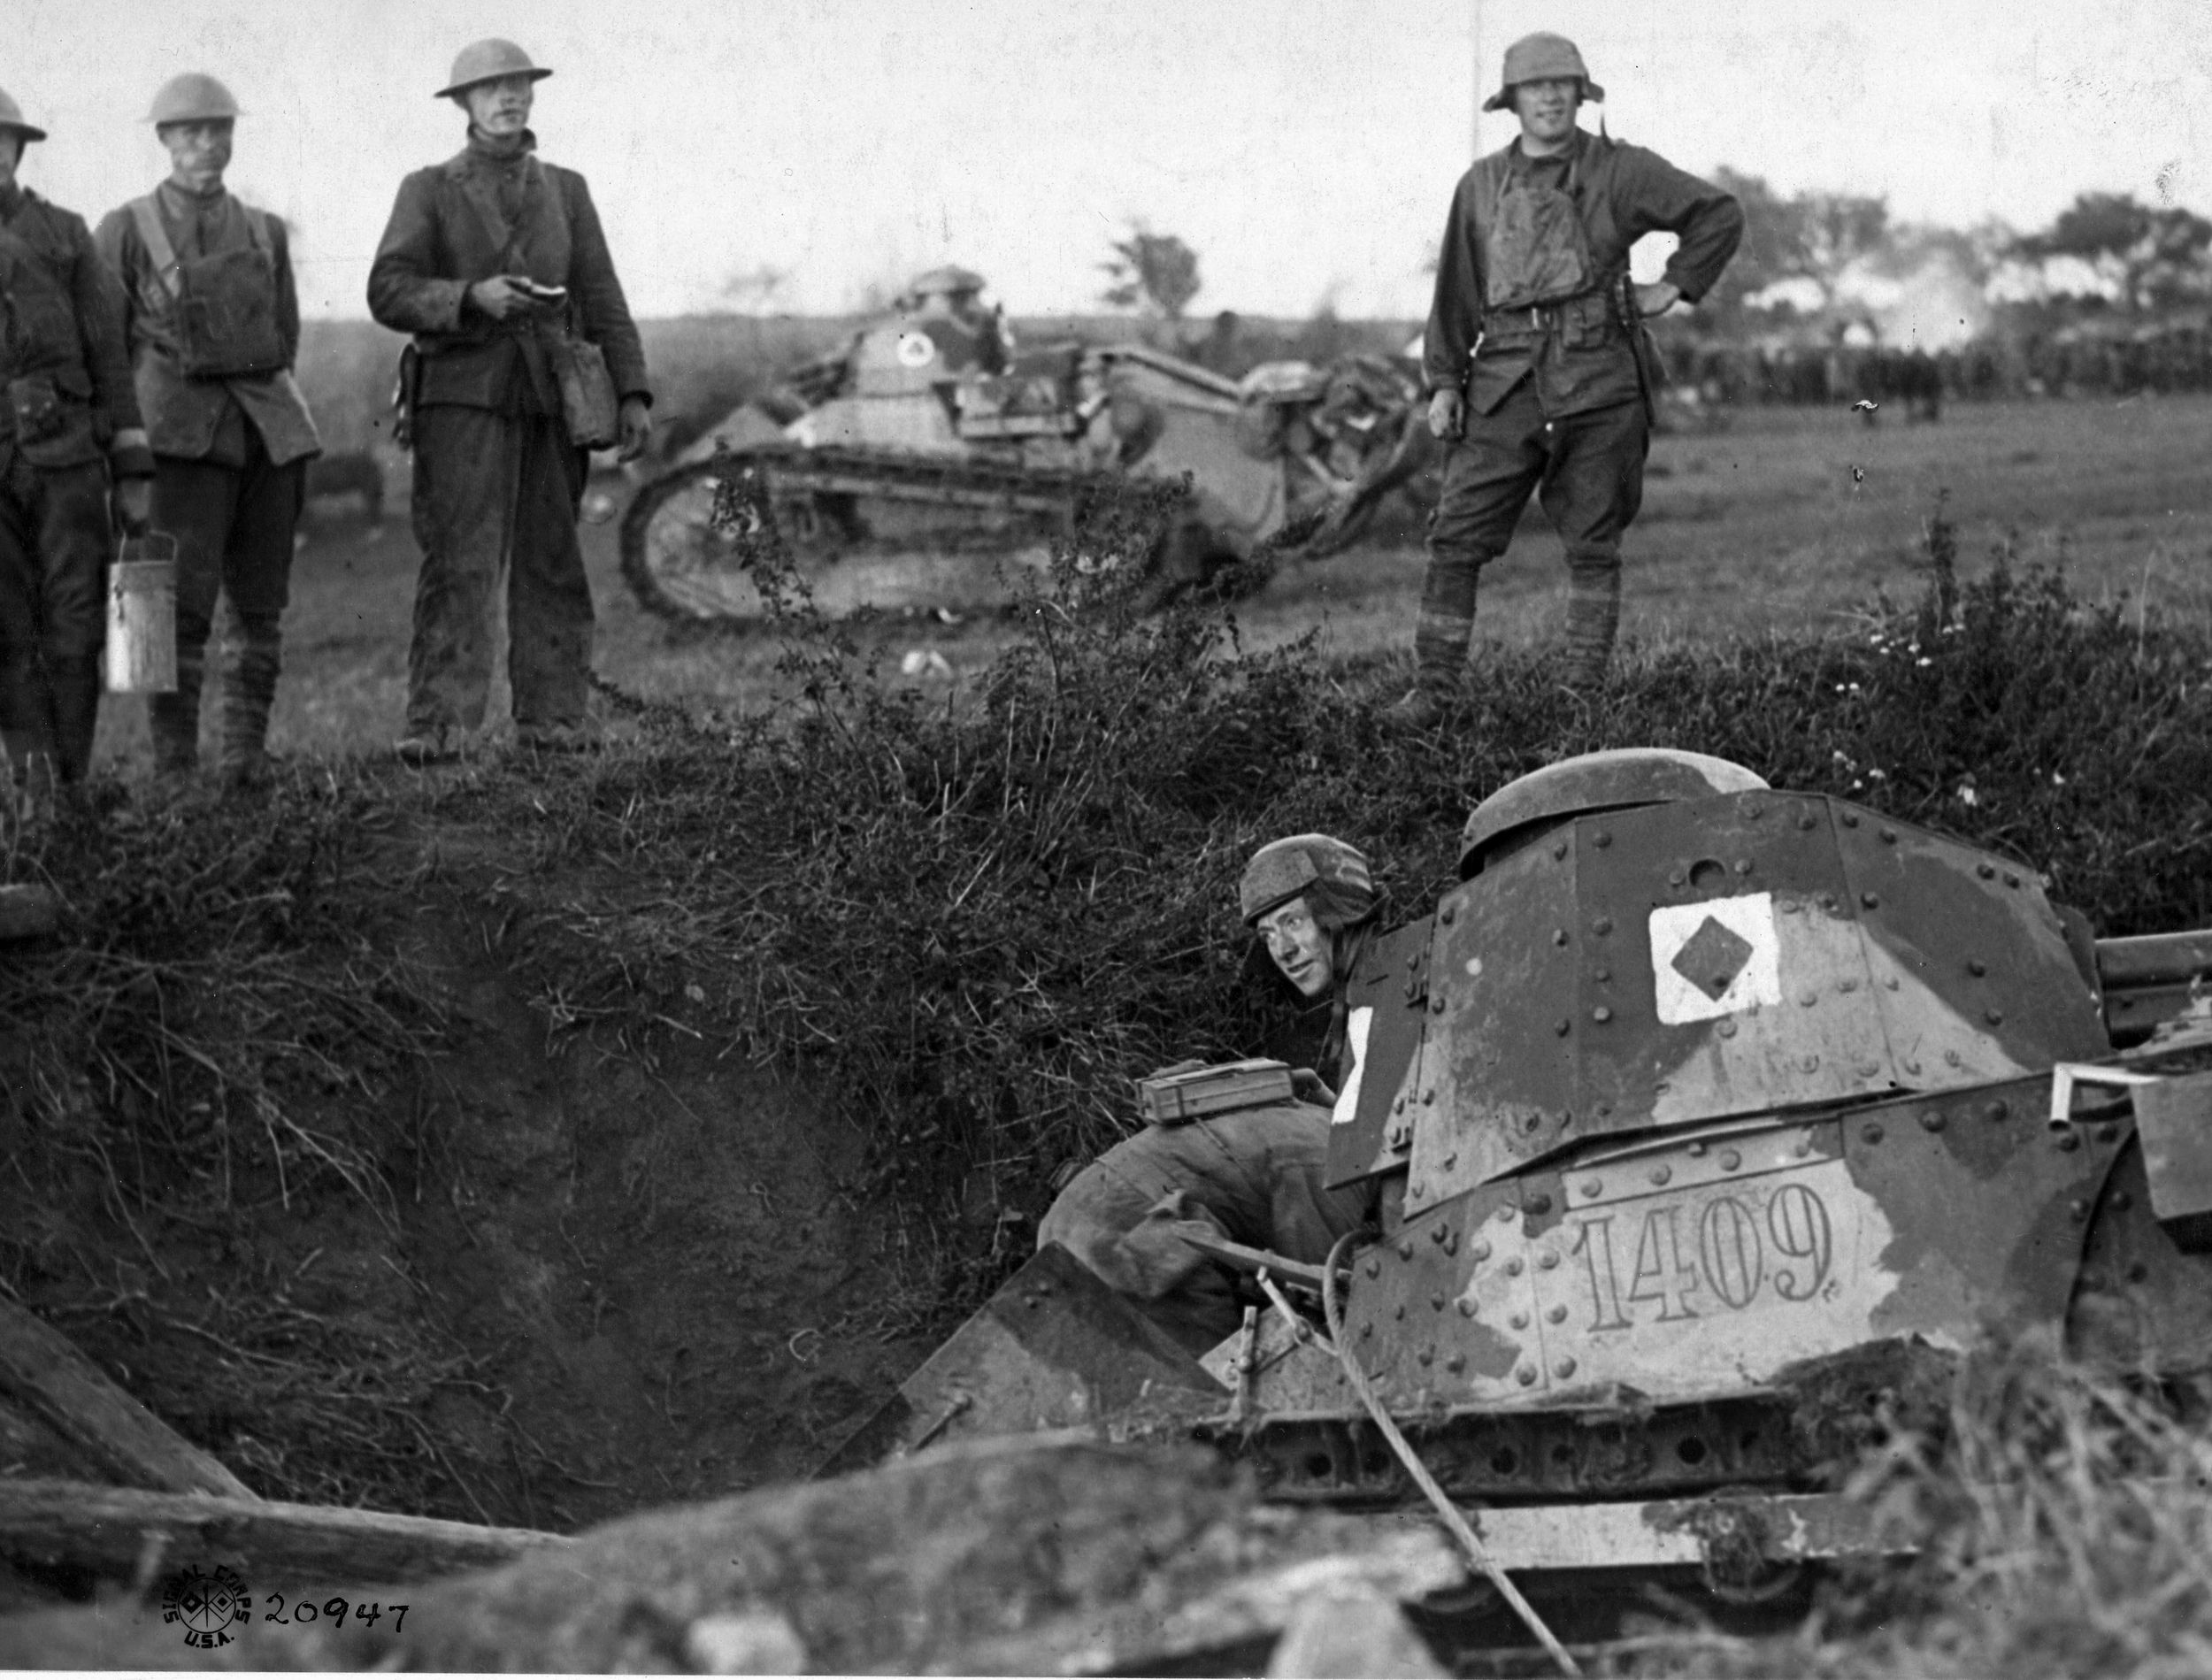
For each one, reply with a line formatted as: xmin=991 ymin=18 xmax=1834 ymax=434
xmin=11 ymin=0 xmax=2212 ymax=321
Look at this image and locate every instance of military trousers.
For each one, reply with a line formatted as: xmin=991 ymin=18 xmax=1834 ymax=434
xmin=405 ymin=404 xmax=592 ymax=737
xmin=147 ymin=436 xmax=305 ymax=775
xmin=1037 ymin=1104 xmax=1372 ymax=1355
xmin=1417 ymin=387 xmax=1649 ymax=687
xmin=0 ymin=451 xmax=111 ymax=783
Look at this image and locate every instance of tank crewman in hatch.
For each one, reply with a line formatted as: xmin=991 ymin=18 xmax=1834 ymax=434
xmin=367 ymin=38 xmax=651 ymax=763
xmin=1036 ymin=834 xmax=1383 ymax=1354
xmin=0 ymin=88 xmax=153 ymax=794
xmin=1390 ymin=33 xmax=1742 ymax=729
xmin=97 ymin=74 xmax=323 ymax=791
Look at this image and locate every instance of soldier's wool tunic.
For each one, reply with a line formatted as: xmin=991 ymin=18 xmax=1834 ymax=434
xmin=367 ymin=129 xmax=649 ymax=739
xmin=0 ymin=181 xmax=146 ymax=782
xmin=97 ymin=181 xmax=321 ymax=777
xmin=1416 ymin=129 xmax=1741 ymax=687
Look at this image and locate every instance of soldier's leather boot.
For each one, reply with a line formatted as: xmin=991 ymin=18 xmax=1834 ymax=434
xmin=218 ymin=616 xmax=282 ymax=792
xmin=148 ymin=640 xmax=205 ymax=777
xmin=45 ymin=655 xmax=104 ymax=784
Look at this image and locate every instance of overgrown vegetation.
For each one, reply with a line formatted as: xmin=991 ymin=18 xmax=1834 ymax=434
xmin=4 ymin=494 xmax=2210 ymax=1560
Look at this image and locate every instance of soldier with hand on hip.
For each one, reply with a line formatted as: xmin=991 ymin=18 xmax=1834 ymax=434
xmin=1391 ymin=33 xmax=1741 ymax=730
xmin=0 ymin=88 xmax=153 ymax=797
xmin=97 ymin=73 xmax=321 ymax=791
xmin=367 ymin=39 xmax=651 ymax=764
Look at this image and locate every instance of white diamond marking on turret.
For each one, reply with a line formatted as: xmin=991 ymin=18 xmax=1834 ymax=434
xmin=1650 ymin=893 xmax=1783 ymax=1024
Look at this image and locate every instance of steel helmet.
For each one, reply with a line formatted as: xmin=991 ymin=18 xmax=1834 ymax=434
xmin=1240 ymin=834 xmax=1375 ymax=925
xmin=437 ymin=39 xmax=553 ymax=100
xmin=1481 ymin=32 xmax=1605 ymax=112
xmin=0 ymin=86 xmax=48 ymax=144
xmin=147 ymin=73 xmax=242 ymax=126
xmin=1458 ymin=748 xmax=1767 ymax=877
xmin=908 ymin=266 xmax=987 ymax=299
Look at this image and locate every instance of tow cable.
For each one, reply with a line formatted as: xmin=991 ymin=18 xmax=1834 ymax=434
xmin=1252 ymin=1230 xmax=1581 ymax=1677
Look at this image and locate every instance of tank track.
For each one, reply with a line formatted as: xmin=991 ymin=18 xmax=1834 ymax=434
xmin=618 ymin=443 xmax=1136 ymax=625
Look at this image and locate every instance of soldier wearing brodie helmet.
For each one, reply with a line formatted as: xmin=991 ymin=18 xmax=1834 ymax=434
xmin=97 ymin=73 xmax=322 ymax=790
xmin=0 ymin=87 xmax=152 ymax=794
xmin=1390 ymin=33 xmax=1742 ymax=729
xmin=1034 ymin=834 xmax=1381 ymax=1354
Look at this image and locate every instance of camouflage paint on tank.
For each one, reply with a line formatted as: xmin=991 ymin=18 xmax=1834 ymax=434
xmin=1330 ymin=1077 xmax=2117 ymax=1411
xmin=1324 ymin=917 xmax=1434 ymax=1187
xmin=1406 ymin=790 xmax=2109 ymax=1205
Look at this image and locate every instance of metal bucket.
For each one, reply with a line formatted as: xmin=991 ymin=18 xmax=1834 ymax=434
xmin=106 ymin=532 xmax=179 ymax=694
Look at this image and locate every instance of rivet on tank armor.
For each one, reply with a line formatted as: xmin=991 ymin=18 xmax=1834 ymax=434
xmin=1945 ymin=1050 xmax=1962 ymax=1067
xmin=1863 ymin=1123 xmax=1885 ymax=1144
xmin=1840 ymin=810 xmax=1859 ymax=827
xmin=1801 ymin=1054 xmax=1820 ymax=1072
xmin=1443 ymin=1231 xmax=1459 ymax=1254
xmin=1441 ymin=1156 xmax=1457 ymax=1174
xmin=1717 ymin=1020 xmax=1738 ymax=1038
xmin=2005 ymin=871 xmax=2022 ymax=887
xmin=1510 ymin=1311 xmax=1530 ymax=1330
xmin=1968 ymin=959 xmax=1987 ymax=976
xmin=1861 ymin=893 xmax=1880 ymax=909
xmin=1594 ymin=966 xmax=1611 ymax=982
xmin=1555 ymin=1018 xmax=1571 ymax=1037
xmin=1734 ymin=859 xmax=1753 ymax=875
xmin=1366 ymin=1259 xmax=1381 ymax=1277
xmin=1720 ymin=1149 xmax=1741 ymax=1170
xmin=1517 ymin=1364 xmax=1539 ymax=1386
xmin=1525 ymin=1193 xmax=1552 ymax=1215
xmin=1686 ymin=1140 xmax=1707 ymax=1157
xmin=2096 ymin=1123 xmax=2118 ymax=1143
xmin=1394 ymin=1096 xmax=1406 ymax=1113
xmin=1398 ymin=1239 xmax=1415 ymax=1260
xmin=1431 ymin=1294 xmax=1447 ymax=1312
xmin=1839 ymin=978 xmax=1858 ymax=993
xmin=1407 ymin=952 xmax=1419 ymax=970
xmin=1446 ymin=1354 xmax=1465 ymax=1373
xmin=1879 ymin=827 xmax=1897 ymax=843
xmin=2069 ymin=1200 xmax=2089 ymax=1223
xmin=1552 ymin=842 xmax=1568 ymax=861
xmin=1361 ymin=1322 xmax=1374 ymax=1339
xmin=2112 ymin=1190 xmax=2132 ymax=1211
xmin=1798 ymin=988 xmax=1818 ymax=1007
xmin=1855 ymin=1060 xmax=1880 ymax=1077
xmin=1417 ymin=1347 xmax=1433 ymax=1365
xmin=1594 ymin=831 xmax=1613 ymax=848
xmin=1553 ymin=927 xmax=1569 ymax=947
xmin=1440 ymin=904 xmax=1455 ymax=925
xmin=1593 ymin=1006 xmax=1613 ymax=1024
xmin=1595 ymin=1102 xmax=1613 ymax=1118
xmin=1497 ymin=1205 xmax=1517 ymax=1224
xmin=1431 ymin=1225 xmax=1448 ymax=1245
xmin=1594 ymin=917 xmax=1613 ymax=935
xmin=1977 ymin=862 xmax=1996 ymax=879
xmin=1903 ymin=1057 xmax=1921 ymax=1073
xmin=1555 ymin=1357 xmax=1578 ymax=1378
xmin=1986 ymin=1009 xmax=2005 ymax=1025
xmin=1539 ymin=1250 xmax=1560 ymax=1270
xmin=1649 ymin=1165 xmax=1672 ymax=1186
xmin=1548 ymin=1304 xmax=1568 ymax=1323
xmin=1431 ymin=995 xmax=1447 ymax=1014
xmin=1457 ymin=1299 xmax=1476 ymax=1318
xmin=1422 ymin=1089 xmax=1437 ymax=1105
xmin=1394 ymin=1304 xmax=1407 ymax=1319
xmin=1669 ymin=868 xmax=1686 ymax=886
xmin=1795 ymin=1132 xmax=1814 ymax=1156
xmin=1985 ymin=1100 xmax=2009 ymax=1122
xmin=1506 ymin=1257 xmax=1525 ymax=1277
xmin=2055 ymin=1131 xmax=2081 ymax=1153
xmin=2129 ymin=1262 xmax=2151 ymax=1283
xmin=1798 ymin=812 xmax=1818 ymax=831
xmin=1920 ymin=1109 xmax=1945 ymax=1132
xmin=1473 ymin=1238 xmax=1494 ymax=1258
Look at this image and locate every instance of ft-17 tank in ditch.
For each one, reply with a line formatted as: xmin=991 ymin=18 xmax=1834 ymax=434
xmin=826 ymin=748 xmax=2212 ymax=1611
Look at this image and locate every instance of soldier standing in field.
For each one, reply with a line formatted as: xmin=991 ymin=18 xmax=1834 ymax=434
xmin=0 ymin=88 xmax=153 ymax=796
xmin=1391 ymin=33 xmax=1742 ymax=729
xmin=97 ymin=74 xmax=322 ymax=790
xmin=367 ymin=39 xmax=651 ymax=763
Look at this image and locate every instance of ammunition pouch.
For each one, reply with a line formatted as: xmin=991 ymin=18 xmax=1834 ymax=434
xmin=4 ymin=374 xmax=99 ymax=469
xmin=129 ymin=196 xmax=288 ymax=380
xmin=543 ymin=329 xmax=619 ymax=450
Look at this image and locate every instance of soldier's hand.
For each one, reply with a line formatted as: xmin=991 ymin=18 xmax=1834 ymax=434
xmin=113 ymin=477 xmax=151 ymax=535
xmin=616 ymin=396 xmax=654 ymax=464
xmin=1427 ymin=388 xmax=1465 ymax=441
xmin=467 ymin=275 xmax=536 ymax=321
xmin=1290 ymin=1068 xmax=1339 ymax=1108
xmin=1633 ymin=280 xmax=1683 ymax=318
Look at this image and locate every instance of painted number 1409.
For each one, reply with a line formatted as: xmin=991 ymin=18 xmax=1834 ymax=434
xmin=1570 ymin=1184 xmax=1834 ymax=1331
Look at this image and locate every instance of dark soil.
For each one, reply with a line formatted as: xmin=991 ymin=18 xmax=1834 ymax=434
xmin=0 ymin=795 xmax=926 ymax=1550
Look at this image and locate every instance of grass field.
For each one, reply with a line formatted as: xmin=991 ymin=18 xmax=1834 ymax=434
xmin=86 ymin=391 xmax=2212 ymax=776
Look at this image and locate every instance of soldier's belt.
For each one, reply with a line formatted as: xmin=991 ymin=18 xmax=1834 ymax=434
xmin=1479 ymin=293 xmax=1617 ymax=346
